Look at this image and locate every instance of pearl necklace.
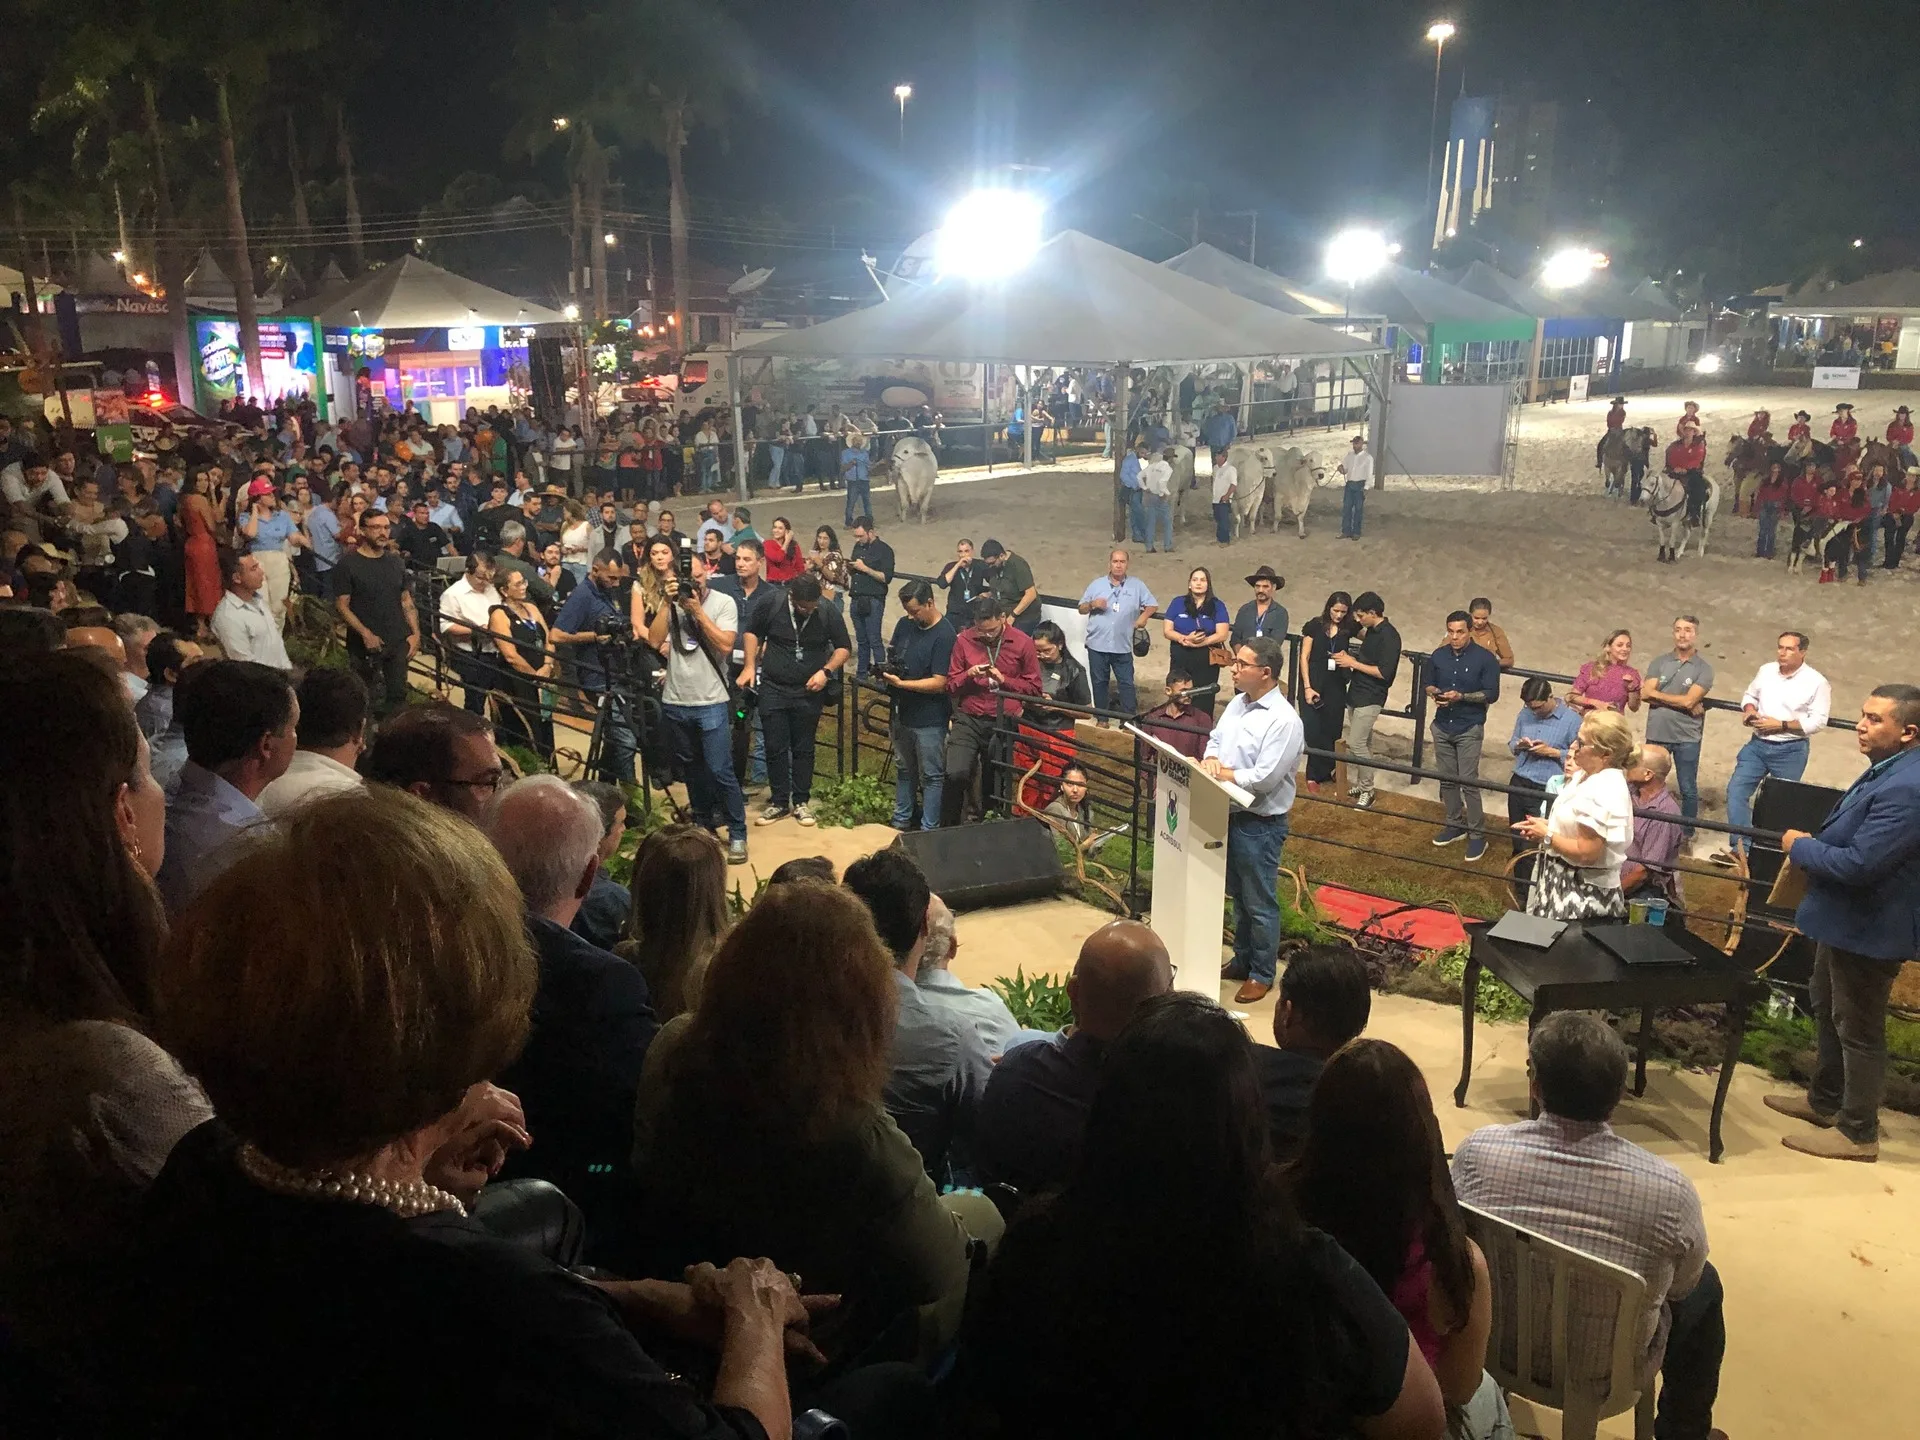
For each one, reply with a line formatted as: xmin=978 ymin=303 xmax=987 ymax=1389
xmin=237 ymin=1142 xmax=467 ymax=1219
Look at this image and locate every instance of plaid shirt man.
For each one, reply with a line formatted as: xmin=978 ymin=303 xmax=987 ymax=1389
xmin=1452 ymin=1114 xmax=1709 ymax=1385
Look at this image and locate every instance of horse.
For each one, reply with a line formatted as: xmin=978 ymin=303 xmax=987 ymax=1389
xmin=1723 ymin=434 xmax=1784 ymax=516
xmin=1598 ymin=428 xmax=1634 ymax=499
xmin=1784 ymin=435 xmax=1836 ymax=474
xmin=1646 ymin=468 xmax=1720 ymax=562
xmin=1860 ymin=438 xmax=1902 ymax=480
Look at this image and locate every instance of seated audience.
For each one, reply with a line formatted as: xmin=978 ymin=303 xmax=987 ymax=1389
xmin=570 ymin=780 xmax=633 ymax=953
xmin=154 ymin=660 xmax=297 ymax=913
xmin=614 ymin=823 xmax=729 ymax=1021
xmin=125 ymin=787 xmax=808 ymax=1436
xmin=974 ymin=919 xmax=1171 ymax=1195
xmin=135 ymin=632 xmax=201 ymax=791
xmin=1452 ymin=1012 xmax=1724 ymax=1440
xmin=359 ymin=702 xmax=502 ymax=821
xmin=768 ymin=854 xmax=836 ymax=885
xmin=484 ymin=776 xmax=658 ymax=1248
xmin=112 ymin=612 xmax=159 ymax=701
xmin=1621 ymin=743 xmax=1686 ymax=908
xmin=1289 ymin=1040 xmax=1506 ymax=1436
xmin=1256 ymin=942 xmax=1373 ymax=1160
xmin=844 ymin=849 xmax=993 ymax=1181
xmin=632 ymin=881 xmax=1001 ymax=1369
xmin=0 ymin=652 xmax=212 ymax=1396
xmin=971 ymin=993 xmax=1445 ymax=1440
xmin=914 ymin=895 xmax=1024 ymax=1057
xmin=0 ymin=603 xmax=67 ymax=659
xmin=258 ymin=668 xmax=370 ymax=817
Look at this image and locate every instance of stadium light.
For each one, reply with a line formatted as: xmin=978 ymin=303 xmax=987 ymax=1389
xmin=563 ymin=303 xmax=581 ymax=321
xmin=1324 ymin=228 xmax=1391 ymax=288
xmin=934 ymin=190 xmax=1045 ymax=281
xmin=1541 ymin=247 xmax=1607 ymax=290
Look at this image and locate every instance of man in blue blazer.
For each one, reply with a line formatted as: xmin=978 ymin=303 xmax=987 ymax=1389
xmin=1770 ymin=684 xmax=1920 ymax=1161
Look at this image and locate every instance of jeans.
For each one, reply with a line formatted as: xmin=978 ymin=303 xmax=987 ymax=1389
xmin=349 ymin=635 xmax=412 ymax=717
xmin=1628 ymin=454 xmax=1648 ymax=506
xmin=891 ymin=719 xmax=947 ymax=829
xmin=1809 ymin=943 xmax=1903 ymax=1144
xmin=1432 ymin=724 xmax=1484 ymax=834
xmin=1227 ymin=810 xmax=1291 ymax=984
xmin=940 ymin=712 xmax=1002 ymax=826
xmin=1212 ymin=500 xmax=1234 ymax=543
xmin=1724 ymin=735 xmax=1807 ymax=851
xmin=1340 ymin=480 xmax=1365 ymax=537
xmin=844 ymin=477 xmax=871 ymax=527
xmin=1086 ymin=647 xmax=1136 ymax=717
xmin=698 ymin=450 xmax=719 ymax=492
xmin=761 ymin=698 xmax=825 ymax=807
xmin=584 ymin=685 xmax=638 ymax=784
xmin=1124 ymin=486 xmax=1146 ymax=543
xmin=662 ymin=701 xmax=748 ymax=843
xmin=1664 ymin=739 xmax=1701 ymax=827
xmin=1144 ymin=493 xmax=1173 ymax=550
xmin=1865 ymin=507 xmax=1887 ymax=566
xmin=1656 ymin=1261 xmax=1726 ymax=1440
xmin=851 ymin=598 xmax=886 ymax=674
xmin=1755 ymin=501 xmax=1781 ymax=557
xmin=1884 ymin=513 xmax=1913 ymax=569
xmin=1345 ymin=702 xmax=1383 ymax=796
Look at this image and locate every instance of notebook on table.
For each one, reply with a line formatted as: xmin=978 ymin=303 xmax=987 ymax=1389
xmin=1586 ymin=922 xmax=1694 ymax=968
xmin=1486 ymin=911 xmax=1567 ymax=950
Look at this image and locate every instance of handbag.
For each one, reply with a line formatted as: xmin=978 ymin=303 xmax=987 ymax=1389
xmin=1207 ymin=643 xmax=1233 ymax=667
xmin=1524 ymin=851 xmax=1626 ymax=922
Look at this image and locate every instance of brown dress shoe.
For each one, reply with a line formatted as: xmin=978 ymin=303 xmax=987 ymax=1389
xmin=1763 ymin=1093 xmax=1835 ymax=1128
xmin=1782 ymin=1130 xmax=1878 ymax=1163
xmin=1233 ymin=980 xmax=1272 ymax=1005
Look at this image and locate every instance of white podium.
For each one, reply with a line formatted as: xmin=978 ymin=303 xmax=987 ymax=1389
xmin=1126 ymin=725 xmax=1253 ymax=998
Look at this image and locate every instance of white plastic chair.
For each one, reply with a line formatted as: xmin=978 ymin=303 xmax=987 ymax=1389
xmin=1460 ymin=1203 xmax=1657 ymax=1440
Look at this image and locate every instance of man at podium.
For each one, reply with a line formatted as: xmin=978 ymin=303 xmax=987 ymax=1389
xmin=1203 ymin=635 xmax=1306 ymax=1003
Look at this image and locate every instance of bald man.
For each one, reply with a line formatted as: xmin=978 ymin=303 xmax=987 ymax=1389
xmin=916 ymin=894 xmax=1025 ymax=1057
xmin=62 ymin=624 xmax=127 ymax=670
xmin=1621 ymin=743 xmax=1686 ymax=909
xmin=973 ymin=920 xmax=1172 ymax=1193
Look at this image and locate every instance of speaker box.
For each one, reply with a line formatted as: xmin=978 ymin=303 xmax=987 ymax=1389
xmin=892 ymin=819 xmax=1067 ymax=911
xmin=1752 ymin=777 xmax=1844 ymax=836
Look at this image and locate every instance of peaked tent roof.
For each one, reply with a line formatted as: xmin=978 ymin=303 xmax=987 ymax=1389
xmin=1628 ymin=278 xmax=1686 ymax=323
xmin=183 ymin=248 xmax=237 ymax=304
xmin=735 ymin=230 xmax=1383 ymax=366
xmin=1455 ymin=260 xmax=1625 ymax=322
xmin=1343 ymin=263 xmax=1530 ymax=332
xmin=310 ymin=254 xmax=568 ymax=328
xmin=1161 ymin=243 xmax=1346 ymax=317
xmin=74 ymin=252 xmax=143 ymax=297
xmin=1773 ymin=269 xmax=1920 ymax=311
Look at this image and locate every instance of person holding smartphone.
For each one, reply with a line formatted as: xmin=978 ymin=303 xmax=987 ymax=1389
xmin=1506 ymin=677 xmax=1582 ymax=901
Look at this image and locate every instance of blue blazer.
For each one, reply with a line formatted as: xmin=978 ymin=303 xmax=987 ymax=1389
xmin=1792 ymin=746 xmax=1920 ymax=960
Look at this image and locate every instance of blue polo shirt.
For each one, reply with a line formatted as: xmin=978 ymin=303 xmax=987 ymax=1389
xmin=1200 ymin=410 xmax=1237 ymax=452
xmin=1078 ymin=574 xmax=1159 ymax=654
xmin=1425 ymin=641 xmax=1503 ymax=735
xmin=1507 ymin=701 xmax=1582 ymax=784
xmin=553 ymin=581 xmax=621 ymax=692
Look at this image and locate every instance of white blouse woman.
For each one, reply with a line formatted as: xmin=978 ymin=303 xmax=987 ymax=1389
xmin=1512 ymin=710 xmax=1637 ymax=920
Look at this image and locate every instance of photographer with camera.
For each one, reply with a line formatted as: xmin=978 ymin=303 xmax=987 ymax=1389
xmin=548 ymin=548 xmax=641 ymax=784
xmin=644 ymin=546 xmax=750 ymax=865
xmin=740 ymin=573 xmax=850 ymax=828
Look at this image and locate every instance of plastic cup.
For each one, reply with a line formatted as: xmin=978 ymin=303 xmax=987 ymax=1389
xmin=1644 ymin=898 xmax=1670 ymax=927
xmin=1627 ymin=899 xmax=1650 ymax=925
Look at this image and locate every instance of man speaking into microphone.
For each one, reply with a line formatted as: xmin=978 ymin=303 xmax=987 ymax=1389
xmin=1203 ymin=635 xmax=1305 ymax=1005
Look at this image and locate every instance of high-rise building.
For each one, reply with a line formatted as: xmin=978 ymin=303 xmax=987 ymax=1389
xmin=1433 ymin=88 xmax=1622 ymax=252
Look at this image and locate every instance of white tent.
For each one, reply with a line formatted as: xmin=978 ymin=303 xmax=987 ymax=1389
xmin=738 ymin=230 xmax=1384 ymax=366
xmin=1160 ymin=242 xmax=1347 ymax=318
xmin=311 ymin=254 xmax=567 ymax=329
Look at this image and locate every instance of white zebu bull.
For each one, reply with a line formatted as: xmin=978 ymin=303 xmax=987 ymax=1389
xmin=1231 ymin=445 xmax=1325 ymax=538
xmin=888 ymin=436 xmax=939 ymax=524
xmin=1163 ymin=444 xmax=1199 ymax=527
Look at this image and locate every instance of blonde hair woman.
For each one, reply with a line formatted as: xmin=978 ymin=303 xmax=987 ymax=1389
xmin=1511 ymin=710 xmax=1639 ymax=919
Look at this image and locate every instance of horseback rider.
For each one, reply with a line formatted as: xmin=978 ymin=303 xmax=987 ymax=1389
xmin=1787 ymin=410 xmax=1813 ymax=444
xmin=1887 ymin=406 xmax=1915 ymax=471
xmin=1673 ymin=400 xmax=1702 ymax=438
xmin=1592 ymin=395 xmax=1629 ymax=469
xmin=1747 ymin=409 xmax=1772 ymax=440
xmin=1830 ymin=402 xmax=1859 ymax=443
xmin=1665 ymin=423 xmax=1709 ymax=526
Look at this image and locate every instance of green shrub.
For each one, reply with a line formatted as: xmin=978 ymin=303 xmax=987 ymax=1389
xmin=809 ymin=771 xmax=894 ymax=828
xmin=1418 ymin=942 xmax=1533 ymax=1024
xmin=990 ymin=966 xmax=1073 ymax=1032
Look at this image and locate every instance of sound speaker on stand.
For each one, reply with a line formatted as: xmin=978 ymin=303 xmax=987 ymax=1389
xmin=891 ymin=819 xmax=1067 ymax=911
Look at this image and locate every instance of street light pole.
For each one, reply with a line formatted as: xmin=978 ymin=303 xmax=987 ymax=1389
xmin=1422 ymin=21 xmax=1455 ymax=265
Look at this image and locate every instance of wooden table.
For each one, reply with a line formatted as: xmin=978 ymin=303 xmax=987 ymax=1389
xmin=1452 ymin=920 xmax=1770 ymax=1162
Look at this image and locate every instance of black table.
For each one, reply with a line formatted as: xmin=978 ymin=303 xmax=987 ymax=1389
xmin=1452 ymin=920 xmax=1770 ymax=1162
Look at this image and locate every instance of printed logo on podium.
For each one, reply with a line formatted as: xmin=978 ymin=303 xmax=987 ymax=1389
xmin=1161 ymin=787 xmax=1183 ymax=853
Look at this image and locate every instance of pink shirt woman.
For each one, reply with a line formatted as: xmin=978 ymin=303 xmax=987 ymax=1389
xmin=1570 ymin=630 xmax=1642 ymax=714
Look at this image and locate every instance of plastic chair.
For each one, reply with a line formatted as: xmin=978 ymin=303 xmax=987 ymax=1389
xmin=1459 ymin=1203 xmax=1656 ymax=1440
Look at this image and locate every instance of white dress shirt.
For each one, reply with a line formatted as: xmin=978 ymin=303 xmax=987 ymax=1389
xmin=257 ymin=750 xmax=364 ymax=817
xmin=1203 ymin=684 xmax=1306 ymax=817
xmin=1740 ymin=661 xmax=1831 ymax=742
xmin=1140 ymin=459 xmax=1172 ymax=498
xmin=210 ymin=590 xmax=292 ymax=670
xmin=1211 ymin=460 xmax=1238 ymax=504
xmin=438 ymin=577 xmax=501 ymax=652
xmin=1341 ymin=449 xmax=1375 ymax=487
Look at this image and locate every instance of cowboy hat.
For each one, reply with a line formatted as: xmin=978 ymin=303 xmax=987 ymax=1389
xmin=1897 ymin=406 xmax=1912 ymax=415
xmin=1835 ymin=402 xmax=1855 ymax=411
xmin=1243 ymin=565 xmax=1285 ymax=588
xmin=1793 ymin=410 xmax=1811 ymax=420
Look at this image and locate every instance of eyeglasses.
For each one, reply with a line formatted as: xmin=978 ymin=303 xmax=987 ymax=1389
xmin=443 ymin=769 xmax=504 ymax=793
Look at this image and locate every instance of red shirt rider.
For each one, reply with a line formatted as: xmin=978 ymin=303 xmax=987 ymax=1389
xmin=1887 ymin=412 xmax=1913 ymax=447
xmin=1605 ymin=399 xmax=1627 ymax=430
xmin=1673 ymin=403 xmax=1702 ymax=438
xmin=1830 ymin=407 xmax=1858 ymax=442
xmin=1665 ymin=435 xmax=1706 ymax=473
xmin=1787 ymin=414 xmax=1812 ymax=443
xmin=1747 ymin=411 xmax=1771 ymax=440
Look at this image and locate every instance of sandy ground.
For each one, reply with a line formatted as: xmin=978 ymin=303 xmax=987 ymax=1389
xmin=690 ymin=819 xmax=1919 ymax=1440
xmin=741 ymin=383 xmax=1920 ymax=824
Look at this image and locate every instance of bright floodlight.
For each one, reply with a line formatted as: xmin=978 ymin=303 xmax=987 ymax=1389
xmin=1694 ymin=353 xmax=1722 ymax=375
xmin=894 ymin=84 xmax=913 ymax=101
xmin=563 ymin=303 xmax=581 ymax=321
xmin=1541 ymin=247 xmax=1605 ymax=290
xmin=1852 ymin=237 xmax=1864 ymax=248
xmin=935 ymin=190 xmax=1044 ymax=281
xmin=1426 ymin=20 xmax=1456 ymax=42
xmin=1324 ymin=228 xmax=1391 ymax=288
